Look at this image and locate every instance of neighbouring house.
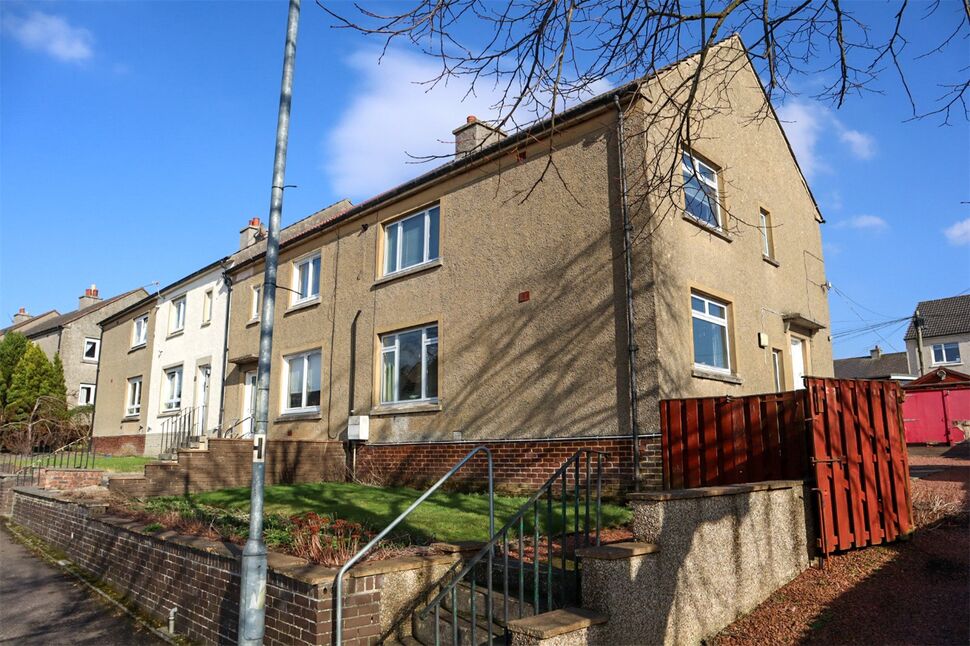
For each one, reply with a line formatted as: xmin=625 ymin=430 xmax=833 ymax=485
xmin=17 ymin=286 xmax=148 ymax=407
xmin=834 ymin=345 xmax=915 ymax=383
xmin=214 ymin=35 xmax=832 ymax=490
xmin=904 ymin=294 xmax=970 ymax=377
xmin=0 ymin=308 xmax=61 ymax=340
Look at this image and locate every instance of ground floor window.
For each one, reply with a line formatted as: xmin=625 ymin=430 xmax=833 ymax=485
xmin=284 ymin=350 xmax=321 ymax=412
xmin=381 ymin=324 xmax=438 ymax=404
xmin=78 ymin=383 xmax=96 ymax=406
xmin=691 ymin=293 xmax=730 ymax=372
xmin=126 ymin=377 xmax=142 ymax=417
xmin=163 ymin=366 xmax=183 ymax=411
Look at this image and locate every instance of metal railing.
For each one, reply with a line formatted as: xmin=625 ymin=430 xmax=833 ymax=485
xmin=158 ymin=406 xmax=199 ymax=459
xmin=416 ymin=449 xmax=606 ymax=646
xmin=213 ymin=415 xmax=253 ymax=440
xmin=0 ymin=435 xmax=96 ymax=486
xmin=333 ymin=446 xmax=494 ymax=645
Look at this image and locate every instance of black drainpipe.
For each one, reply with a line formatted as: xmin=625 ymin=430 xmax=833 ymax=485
xmin=217 ymin=268 xmax=233 ymax=431
xmin=614 ymin=94 xmax=642 ymax=491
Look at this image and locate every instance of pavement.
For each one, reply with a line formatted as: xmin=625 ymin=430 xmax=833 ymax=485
xmin=0 ymin=525 xmax=166 ymax=645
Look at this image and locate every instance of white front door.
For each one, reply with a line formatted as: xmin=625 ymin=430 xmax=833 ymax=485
xmin=243 ymin=370 xmax=257 ymax=437
xmin=198 ymin=365 xmax=211 ymax=434
xmin=790 ymin=338 xmax=806 ymax=390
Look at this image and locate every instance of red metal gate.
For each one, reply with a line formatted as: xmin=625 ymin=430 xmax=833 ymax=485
xmin=806 ymin=377 xmax=913 ymax=555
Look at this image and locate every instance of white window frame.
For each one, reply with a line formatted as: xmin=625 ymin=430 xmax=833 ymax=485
xmin=202 ymin=289 xmax=213 ymax=324
xmin=681 ymin=152 xmax=722 ymax=228
xmin=380 ymin=324 xmax=439 ymax=404
xmin=282 ymin=350 xmax=322 ymax=413
xmin=162 ymin=365 xmax=183 ymax=412
xmin=931 ymin=342 xmax=961 ymax=366
xmin=759 ymin=209 xmax=774 ymax=258
xmin=691 ymin=293 xmax=731 ymax=373
xmin=251 ymin=284 xmax=262 ymax=320
xmin=170 ymin=296 xmax=186 ymax=333
xmin=82 ymin=337 xmax=100 ymax=362
xmin=78 ymin=383 xmax=96 ymax=406
xmin=291 ymin=253 xmax=321 ymax=305
xmin=382 ymin=205 xmax=440 ymax=276
xmin=132 ymin=315 xmax=149 ymax=347
xmin=126 ymin=377 xmax=142 ymax=417
xmin=771 ymin=349 xmax=783 ymax=392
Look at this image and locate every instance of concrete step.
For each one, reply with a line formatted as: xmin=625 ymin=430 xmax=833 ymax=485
xmin=384 ymin=636 xmax=425 ymax=646
xmin=412 ymin=607 xmax=504 ymax=646
xmin=443 ymin=579 xmax=537 ymax=627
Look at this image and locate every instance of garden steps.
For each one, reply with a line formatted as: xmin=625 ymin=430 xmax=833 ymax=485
xmin=412 ymin=604 xmax=505 ymax=646
xmin=444 ymin=579 xmax=537 ymax=627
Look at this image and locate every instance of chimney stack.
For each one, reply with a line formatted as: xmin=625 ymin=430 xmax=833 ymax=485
xmin=240 ymin=217 xmax=265 ymax=250
xmin=453 ymin=115 xmax=506 ymax=159
xmin=12 ymin=307 xmax=30 ymax=325
xmin=78 ymin=284 xmax=102 ymax=309
xmin=869 ymin=345 xmax=882 ymax=360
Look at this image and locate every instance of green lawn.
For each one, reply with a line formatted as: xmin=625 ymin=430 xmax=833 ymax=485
xmin=179 ymin=481 xmax=631 ymax=544
xmin=90 ymin=455 xmax=155 ymax=473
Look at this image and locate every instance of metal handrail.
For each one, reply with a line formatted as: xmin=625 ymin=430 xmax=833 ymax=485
xmin=333 ymin=446 xmax=494 ymax=645
xmin=158 ymin=407 xmax=198 ymax=458
xmin=417 ymin=449 xmax=606 ymax=646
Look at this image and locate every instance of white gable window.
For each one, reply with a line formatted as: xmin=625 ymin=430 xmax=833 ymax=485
xmin=82 ymin=337 xmax=100 ymax=362
xmin=78 ymin=383 xmax=96 ymax=406
xmin=202 ymin=289 xmax=213 ymax=325
xmin=163 ymin=365 xmax=183 ymax=411
xmin=132 ymin=315 xmax=149 ymax=347
xmin=759 ymin=209 xmax=775 ymax=259
xmin=691 ymin=293 xmax=731 ymax=372
xmin=283 ymin=350 xmax=322 ymax=413
xmin=931 ymin=342 xmax=961 ymax=365
xmin=682 ymin=152 xmax=721 ymax=228
xmin=170 ymin=296 xmax=186 ymax=333
xmin=383 ymin=205 xmax=440 ymax=276
xmin=293 ymin=254 xmax=321 ymax=304
xmin=126 ymin=377 xmax=142 ymax=417
xmin=380 ymin=324 xmax=439 ymax=404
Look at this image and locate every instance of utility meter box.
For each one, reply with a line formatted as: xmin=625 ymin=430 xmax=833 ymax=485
xmin=347 ymin=415 xmax=370 ymax=441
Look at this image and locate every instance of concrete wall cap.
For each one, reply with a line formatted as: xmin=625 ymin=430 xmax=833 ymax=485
xmin=347 ymin=552 xmax=461 ymax=577
xmin=506 ymin=607 xmax=608 ymax=639
xmin=575 ymin=541 xmax=659 ymax=560
xmin=628 ymin=479 xmax=805 ymax=501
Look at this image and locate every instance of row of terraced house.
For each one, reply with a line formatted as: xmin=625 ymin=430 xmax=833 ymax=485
xmin=13 ymin=38 xmax=836 ymax=492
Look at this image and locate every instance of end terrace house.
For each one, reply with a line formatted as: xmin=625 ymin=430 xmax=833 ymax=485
xmin=92 ymin=251 xmax=241 ymax=456
xmin=20 ymin=285 xmax=147 ymax=408
xmin=220 ymin=37 xmax=833 ymax=489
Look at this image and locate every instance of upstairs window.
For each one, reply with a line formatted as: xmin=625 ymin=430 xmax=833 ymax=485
xmin=293 ymin=254 xmax=321 ymax=304
xmin=383 ymin=205 xmax=440 ymax=276
xmin=163 ymin=366 xmax=183 ymax=411
xmin=380 ymin=324 xmax=439 ymax=404
xmin=284 ymin=350 xmax=322 ymax=412
xmin=83 ymin=337 xmax=100 ymax=362
xmin=202 ymin=289 xmax=213 ymax=324
xmin=170 ymin=296 xmax=186 ymax=333
xmin=682 ymin=152 xmax=721 ymax=228
xmin=251 ymin=284 xmax=262 ymax=320
xmin=691 ymin=293 xmax=731 ymax=372
xmin=932 ymin=342 xmax=961 ymax=365
xmin=126 ymin=377 xmax=142 ymax=417
xmin=132 ymin=315 xmax=149 ymax=347
xmin=759 ymin=209 xmax=775 ymax=259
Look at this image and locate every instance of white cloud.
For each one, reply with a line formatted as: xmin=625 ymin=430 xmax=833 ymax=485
xmin=944 ymin=218 xmax=970 ymax=246
xmin=3 ymin=10 xmax=93 ymax=62
xmin=776 ymin=99 xmax=876 ymax=178
xmin=324 ymin=48 xmax=615 ymax=199
xmin=835 ymin=214 xmax=888 ymax=231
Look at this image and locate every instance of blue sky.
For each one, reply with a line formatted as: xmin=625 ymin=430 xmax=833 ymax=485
xmin=1 ymin=1 xmax=968 ymax=361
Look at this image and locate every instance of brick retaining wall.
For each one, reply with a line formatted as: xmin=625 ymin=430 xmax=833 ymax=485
xmin=356 ymin=435 xmax=662 ymax=494
xmin=92 ymin=434 xmax=146 ymax=456
xmin=11 ymin=488 xmax=385 ymax=645
xmin=37 ymin=468 xmax=103 ymax=490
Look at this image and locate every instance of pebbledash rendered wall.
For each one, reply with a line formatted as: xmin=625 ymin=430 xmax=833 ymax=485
xmin=356 ymin=435 xmax=663 ymax=494
xmin=11 ymin=488 xmax=465 ymax=645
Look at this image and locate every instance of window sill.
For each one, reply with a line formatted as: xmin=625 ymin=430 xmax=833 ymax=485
xmin=762 ymin=255 xmax=780 ymax=267
xmin=930 ymin=362 xmax=962 ymax=368
xmin=276 ymin=410 xmax=322 ymax=422
xmin=692 ymin=367 xmax=743 ymax=385
xmin=373 ymin=259 xmax=442 ymax=288
xmin=682 ymin=214 xmax=733 ymax=242
xmin=167 ymin=329 xmax=184 ymax=339
xmin=370 ymin=401 xmax=442 ymax=416
xmin=158 ymin=409 xmax=182 ymax=417
xmin=246 ymin=318 xmax=260 ymax=328
xmin=123 ymin=414 xmax=140 ymax=422
xmin=201 ymin=321 xmax=211 ymax=328
xmin=285 ymin=298 xmax=320 ymax=315
xmin=129 ymin=343 xmax=147 ymax=353
xmin=82 ymin=359 xmax=99 ymax=365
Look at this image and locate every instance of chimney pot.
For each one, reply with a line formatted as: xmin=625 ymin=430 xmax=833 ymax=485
xmin=467 ymin=115 xmax=477 ymax=123
xmin=78 ymin=283 xmax=102 ymax=309
xmin=12 ymin=308 xmax=31 ymax=324
xmin=18 ymin=307 xmax=26 ymax=315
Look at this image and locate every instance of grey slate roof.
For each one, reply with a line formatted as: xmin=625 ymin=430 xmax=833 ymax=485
xmin=904 ymin=294 xmax=970 ymax=340
xmin=833 ymin=352 xmax=912 ymax=379
xmin=25 ymin=288 xmax=148 ymax=337
xmin=0 ymin=309 xmax=60 ymax=336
